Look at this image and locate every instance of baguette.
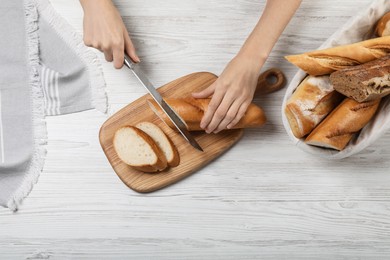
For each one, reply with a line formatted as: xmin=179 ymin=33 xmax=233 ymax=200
xmin=285 ymin=36 xmax=390 ymax=76
xmin=305 ymin=98 xmax=381 ymax=151
xmin=148 ymin=97 xmax=266 ymax=131
xmin=285 ymin=75 xmax=343 ymax=138
xmin=330 ymin=55 xmax=390 ymax=102
xmin=113 ymin=126 xmax=167 ymax=172
xmin=376 ymin=12 xmax=390 ymax=37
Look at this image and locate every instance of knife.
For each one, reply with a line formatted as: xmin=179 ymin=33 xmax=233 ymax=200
xmin=123 ymin=54 xmax=203 ymax=152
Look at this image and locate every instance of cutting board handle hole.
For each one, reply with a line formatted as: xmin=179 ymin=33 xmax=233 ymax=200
xmin=266 ymin=74 xmax=278 ymax=85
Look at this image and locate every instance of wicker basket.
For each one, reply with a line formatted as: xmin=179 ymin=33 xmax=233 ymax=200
xmin=282 ymin=0 xmax=390 ymax=159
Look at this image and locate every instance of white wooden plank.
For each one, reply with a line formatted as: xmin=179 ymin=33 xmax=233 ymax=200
xmin=1 ymin=0 xmax=390 ymax=259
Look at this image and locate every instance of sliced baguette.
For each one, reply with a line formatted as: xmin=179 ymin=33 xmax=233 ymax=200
xmin=136 ymin=122 xmax=180 ymax=167
xmin=113 ymin=126 xmax=167 ymax=172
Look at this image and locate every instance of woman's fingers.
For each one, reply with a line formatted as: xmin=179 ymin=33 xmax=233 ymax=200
xmin=104 ymin=50 xmax=113 ymax=62
xmin=113 ymin=47 xmax=124 ymax=69
xmin=192 ymin=83 xmax=215 ymax=99
xmin=227 ymin=101 xmax=250 ymax=129
xmin=189 ymin=53 xmax=259 ymax=133
xmin=204 ymin=93 xmax=235 ymax=133
xmin=124 ymin=32 xmax=140 ymax=63
xmin=213 ymin=99 xmax=242 ymax=133
xmin=102 ymin=32 xmax=139 ymax=68
xmin=200 ymin=87 xmax=223 ymax=130
xmin=111 ymin=36 xmax=125 ymax=69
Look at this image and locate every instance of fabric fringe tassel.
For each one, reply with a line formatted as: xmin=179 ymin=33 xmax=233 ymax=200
xmin=7 ymin=0 xmax=48 ymax=211
xmin=8 ymin=0 xmax=108 ymax=210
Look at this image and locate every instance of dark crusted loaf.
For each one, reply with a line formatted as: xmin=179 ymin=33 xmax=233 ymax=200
xmin=330 ymin=55 xmax=390 ymax=102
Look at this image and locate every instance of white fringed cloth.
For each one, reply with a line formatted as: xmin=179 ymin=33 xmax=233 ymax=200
xmin=0 ymin=0 xmax=107 ymax=210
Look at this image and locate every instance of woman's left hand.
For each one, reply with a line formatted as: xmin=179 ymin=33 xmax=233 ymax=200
xmin=192 ymin=55 xmax=262 ymax=133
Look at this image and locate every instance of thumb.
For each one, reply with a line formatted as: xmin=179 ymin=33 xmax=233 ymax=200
xmin=192 ymin=83 xmax=215 ymax=99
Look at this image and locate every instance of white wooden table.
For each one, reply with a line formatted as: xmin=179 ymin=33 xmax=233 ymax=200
xmin=2 ymin=0 xmax=390 ymax=259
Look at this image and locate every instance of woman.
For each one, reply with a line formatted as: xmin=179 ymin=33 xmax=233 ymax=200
xmin=79 ymin=0 xmax=302 ymax=133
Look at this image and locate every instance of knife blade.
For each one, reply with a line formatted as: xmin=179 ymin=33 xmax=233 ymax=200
xmin=123 ymin=54 xmax=203 ymax=152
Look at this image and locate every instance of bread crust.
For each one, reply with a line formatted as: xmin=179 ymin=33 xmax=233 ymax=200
xmin=305 ymin=98 xmax=381 ymax=150
xmin=166 ymin=137 xmax=180 ymax=167
xmin=285 ymin=36 xmax=390 ymax=76
xmin=285 ymin=76 xmax=343 ymax=138
xmin=376 ymin=12 xmax=390 ymax=37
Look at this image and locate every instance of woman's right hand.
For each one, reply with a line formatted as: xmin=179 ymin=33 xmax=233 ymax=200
xmin=80 ymin=0 xmax=140 ymax=68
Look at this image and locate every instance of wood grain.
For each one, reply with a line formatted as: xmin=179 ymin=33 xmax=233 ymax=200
xmin=2 ymin=0 xmax=390 ymax=259
xmin=99 ymin=72 xmax=243 ymax=192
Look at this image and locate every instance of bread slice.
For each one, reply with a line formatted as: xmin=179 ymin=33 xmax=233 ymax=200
xmin=113 ymin=126 xmax=167 ymax=172
xmin=136 ymin=122 xmax=180 ymax=167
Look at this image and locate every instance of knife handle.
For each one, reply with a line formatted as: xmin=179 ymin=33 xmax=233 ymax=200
xmin=124 ymin=53 xmax=135 ymax=69
xmin=255 ymin=68 xmax=286 ymax=95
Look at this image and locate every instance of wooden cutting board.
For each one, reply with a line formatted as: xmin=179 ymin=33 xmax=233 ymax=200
xmin=99 ymin=72 xmax=243 ymax=193
xmin=99 ymin=69 xmax=285 ymax=193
